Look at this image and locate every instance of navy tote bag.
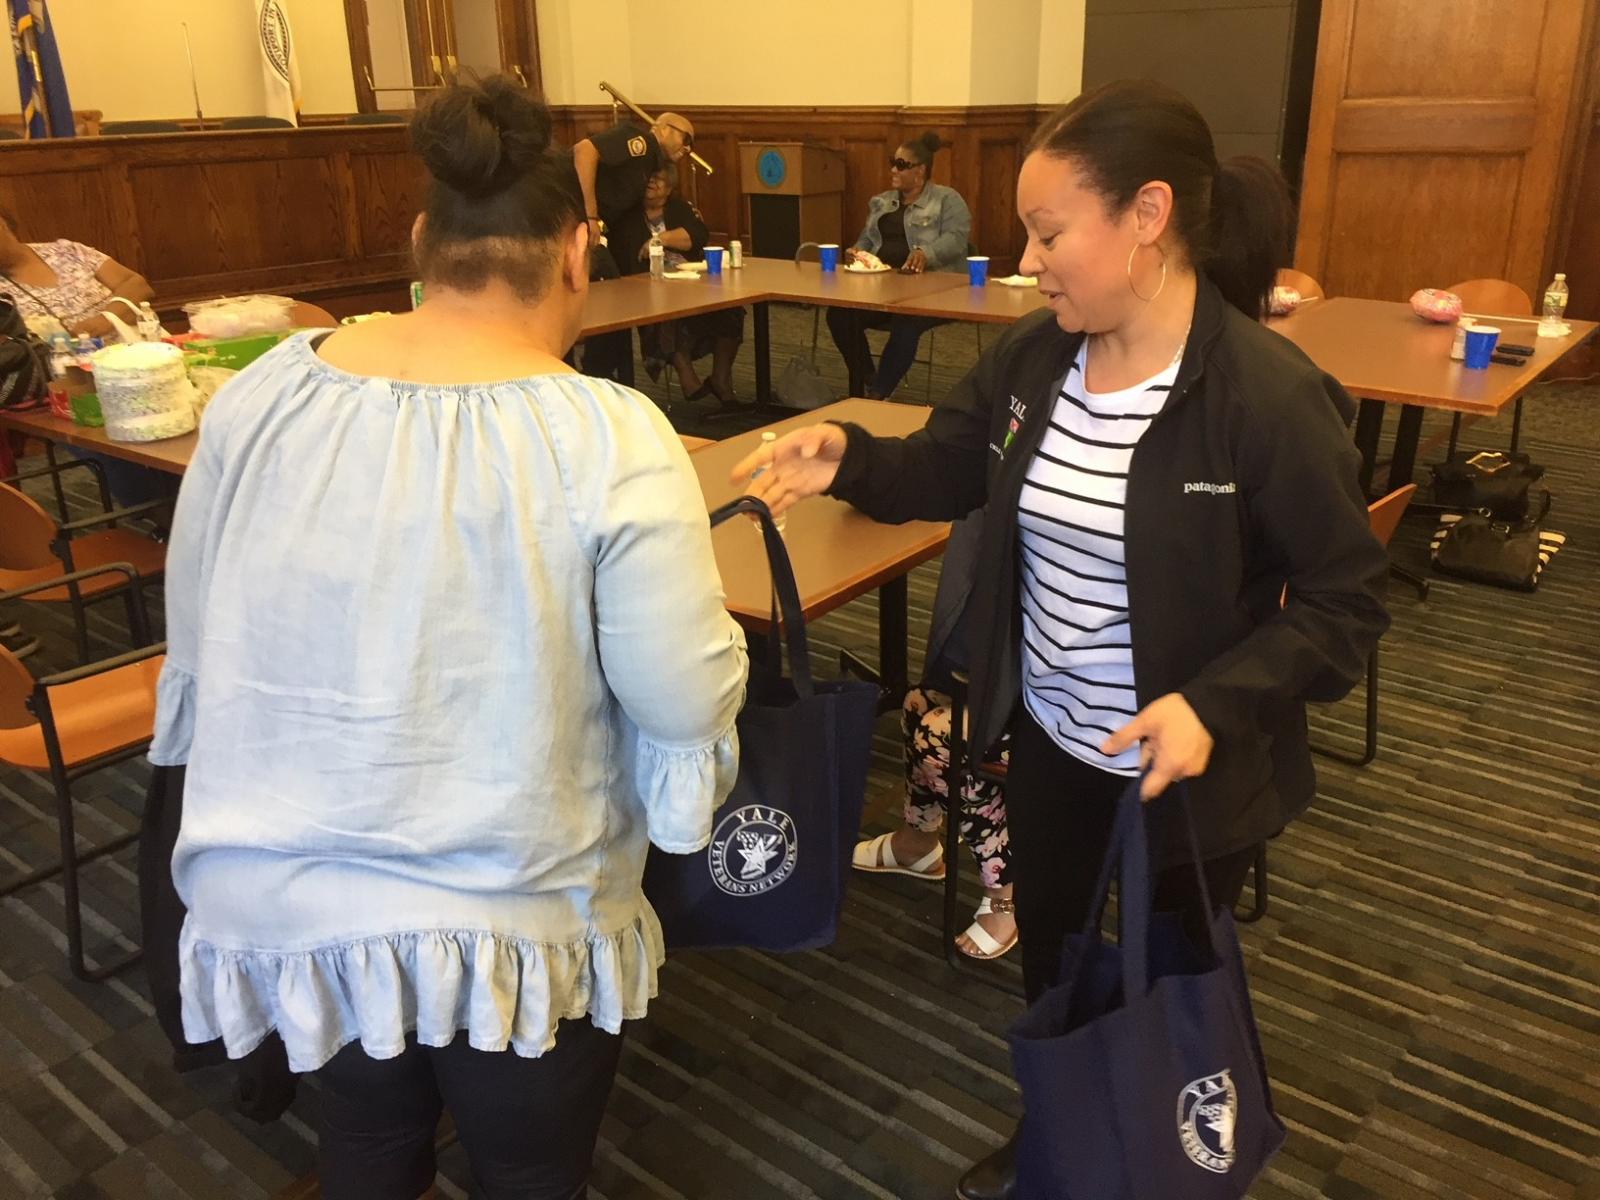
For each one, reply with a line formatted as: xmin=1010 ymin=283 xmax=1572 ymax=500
xmin=642 ymin=497 xmax=880 ymax=952
xmin=1008 ymin=781 xmax=1285 ymax=1198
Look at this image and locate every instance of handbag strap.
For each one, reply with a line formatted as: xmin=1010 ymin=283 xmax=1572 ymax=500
xmin=709 ymin=495 xmax=815 ymax=698
xmin=1100 ymin=781 xmax=1225 ymax=1003
xmin=0 ymin=271 xmax=69 ymax=326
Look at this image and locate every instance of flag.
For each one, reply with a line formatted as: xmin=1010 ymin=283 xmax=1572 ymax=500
xmin=254 ymin=0 xmax=301 ymax=126
xmin=9 ymin=0 xmax=74 ymax=139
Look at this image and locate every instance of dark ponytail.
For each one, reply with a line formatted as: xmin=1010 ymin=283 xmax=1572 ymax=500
xmin=409 ymin=74 xmax=584 ymax=299
xmin=1028 ymin=81 xmax=1292 ymax=318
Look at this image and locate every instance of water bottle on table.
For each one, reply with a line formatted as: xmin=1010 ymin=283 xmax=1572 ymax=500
xmin=749 ymin=430 xmax=786 ymax=532
xmin=649 ymin=234 xmax=665 ymax=279
xmin=1539 ymin=273 xmax=1569 ymax=338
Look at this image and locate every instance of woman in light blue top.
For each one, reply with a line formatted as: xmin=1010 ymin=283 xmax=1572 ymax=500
xmin=828 ymin=131 xmax=974 ymax=398
xmin=150 ymin=76 xmax=747 ymax=1199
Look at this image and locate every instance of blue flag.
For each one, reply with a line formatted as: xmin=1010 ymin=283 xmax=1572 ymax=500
xmin=9 ymin=0 xmax=74 ymax=139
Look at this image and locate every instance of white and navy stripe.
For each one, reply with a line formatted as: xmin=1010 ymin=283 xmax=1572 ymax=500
xmin=1018 ymin=342 xmax=1177 ymax=775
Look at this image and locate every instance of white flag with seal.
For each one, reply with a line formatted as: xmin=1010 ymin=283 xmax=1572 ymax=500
xmin=254 ymin=0 xmax=300 ymax=126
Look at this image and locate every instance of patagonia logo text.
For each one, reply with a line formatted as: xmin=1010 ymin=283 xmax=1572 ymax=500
xmin=1184 ymin=481 xmax=1237 ymax=495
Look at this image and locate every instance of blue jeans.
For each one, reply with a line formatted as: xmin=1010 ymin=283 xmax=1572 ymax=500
xmin=826 ymin=308 xmax=946 ymax=397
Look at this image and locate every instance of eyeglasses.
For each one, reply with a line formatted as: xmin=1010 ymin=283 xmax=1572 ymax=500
xmin=889 ymin=157 xmax=923 ymax=172
xmin=661 ymin=123 xmax=694 ymax=148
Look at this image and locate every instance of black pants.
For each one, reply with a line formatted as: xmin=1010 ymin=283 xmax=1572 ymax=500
xmin=824 ymin=307 xmax=945 ymax=396
xmin=1005 ymin=710 xmax=1258 ymax=1001
xmin=315 ymin=1022 xmax=624 ymax=1200
xmin=582 ymin=243 xmax=632 ymax=382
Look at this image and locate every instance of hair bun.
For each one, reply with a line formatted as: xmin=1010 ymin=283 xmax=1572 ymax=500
xmin=411 ymin=75 xmax=553 ymax=197
xmin=918 ymin=131 xmax=944 ymax=157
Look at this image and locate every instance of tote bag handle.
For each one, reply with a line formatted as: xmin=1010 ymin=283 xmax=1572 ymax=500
xmin=709 ymin=495 xmax=815 ymax=699
xmin=1067 ymin=779 xmax=1225 ymax=1002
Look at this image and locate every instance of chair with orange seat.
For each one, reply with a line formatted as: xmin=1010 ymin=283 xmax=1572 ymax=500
xmin=289 ymin=299 xmax=339 ymax=328
xmin=0 ymin=564 xmax=164 ymax=980
xmin=1310 ymin=483 xmax=1418 ymax=768
xmin=1445 ymin=279 xmax=1535 ymax=456
xmin=0 ymin=476 xmax=167 ymax=662
xmin=1276 ymin=267 xmax=1326 ymax=301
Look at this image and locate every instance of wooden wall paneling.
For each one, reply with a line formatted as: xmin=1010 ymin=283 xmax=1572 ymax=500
xmin=1295 ymin=0 xmax=1595 ymax=301
xmin=349 ymin=150 xmax=428 ymax=259
xmin=0 ymin=127 xmax=416 ymax=307
xmin=0 ymin=167 xmax=125 ymax=264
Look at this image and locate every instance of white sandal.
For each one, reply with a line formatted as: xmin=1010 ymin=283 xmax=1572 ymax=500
xmin=959 ymin=895 xmax=1019 ymax=961
xmin=850 ymin=832 xmax=945 ymax=880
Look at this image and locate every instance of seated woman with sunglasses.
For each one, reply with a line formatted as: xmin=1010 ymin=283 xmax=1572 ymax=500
xmin=827 ymin=132 xmax=972 ymax=398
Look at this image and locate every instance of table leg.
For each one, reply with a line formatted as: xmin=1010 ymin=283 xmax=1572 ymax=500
xmin=1387 ymin=404 xmax=1425 ymax=494
xmin=754 ymin=301 xmax=772 ymax=405
xmin=839 ymin=576 xmax=910 ymax=711
xmin=1352 ymin=399 xmax=1384 ymax=496
xmin=618 ymin=341 xmax=635 ymax=389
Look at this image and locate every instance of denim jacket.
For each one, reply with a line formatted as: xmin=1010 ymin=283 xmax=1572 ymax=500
xmin=852 ymin=183 xmax=973 ymax=272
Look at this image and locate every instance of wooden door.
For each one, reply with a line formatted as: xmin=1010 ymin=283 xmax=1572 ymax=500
xmin=1294 ymin=0 xmax=1594 ymax=301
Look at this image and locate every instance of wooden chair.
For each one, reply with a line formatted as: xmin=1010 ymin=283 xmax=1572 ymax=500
xmin=0 ymin=565 xmax=164 ymax=980
xmin=0 ymin=472 xmax=166 ymax=662
xmin=1445 ymin=279 xmax=1535 ymax=456
xmin=1310 ymin=483 xmax=1418 ymax=769
xmin=289 ymin=300 xmax=339 ymax=328
xmin=1276 ymin=267 xmax=1325 ymax=300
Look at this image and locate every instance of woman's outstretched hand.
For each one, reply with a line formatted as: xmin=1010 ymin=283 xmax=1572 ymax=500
xmin=730 ymin=424 xmax=850 ymax=518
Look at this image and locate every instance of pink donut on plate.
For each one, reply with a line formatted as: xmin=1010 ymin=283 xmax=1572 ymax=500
xmin=1410 ymin=288 xmax=1463 ymax=322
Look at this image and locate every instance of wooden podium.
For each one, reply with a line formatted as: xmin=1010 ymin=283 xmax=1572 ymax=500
xmin=738 ymin=142 xmax=845 ymax=259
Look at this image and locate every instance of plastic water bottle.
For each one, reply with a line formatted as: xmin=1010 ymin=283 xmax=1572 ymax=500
xmin=1538 ymin=273 xmax=1569 ymax=337
xmin=649 ymin=235 xmax=665 ymax=279
xmin=136 ymin=302 xmax=162 ymax=342
xmin=749 ymin=430 xmax=786 ymax=532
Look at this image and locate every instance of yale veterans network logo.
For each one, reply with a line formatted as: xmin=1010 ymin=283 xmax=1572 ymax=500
xmin=709 ymin=806 xmax=798 ymax=896
xmin=1177 ymin=1070 xmax=1238 ymax=1173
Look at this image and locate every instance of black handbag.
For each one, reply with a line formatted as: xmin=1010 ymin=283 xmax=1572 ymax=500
xmin=1430 ymin=493 xmax=1560 ymax=591
xmin=0 ymin=293 xmax=50 ymax=411
xmin=642 ymin=496 xmax=881 ymax=951
xmin=1429 ymin=450 xmax=1543 ymax=519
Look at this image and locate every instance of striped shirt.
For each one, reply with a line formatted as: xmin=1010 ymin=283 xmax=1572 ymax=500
xmin=1018 ymin=341 xmax=1179 ymax=775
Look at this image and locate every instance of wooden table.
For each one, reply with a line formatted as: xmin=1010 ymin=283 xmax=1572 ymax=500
xmin=888 ymin=279 xmax=1051 ymax=324
xmin=0 ymin=408 xmax=710 ymax=475
xmin=1271 ymin=299 xmax=1598 ymax=492
xmin=598 ymin=260 xmax=973 ymax=403
xmin=690 ymin=399 xmax=944 ymax=700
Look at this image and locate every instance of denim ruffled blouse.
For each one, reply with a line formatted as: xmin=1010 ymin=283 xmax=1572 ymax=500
xmin=151 ymin=334 xmax=748 ymax=1072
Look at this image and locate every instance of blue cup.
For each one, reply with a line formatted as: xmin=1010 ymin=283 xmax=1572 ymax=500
xmin=818 ymin=243 xmax=839 ymax=273
xmin=966 ymin=255 xmax=989 ymax=286
xmin=704 ymin=246 xmax=724 ymax=276
xmin=1462 ymin=324 xmax=1499 ymax=370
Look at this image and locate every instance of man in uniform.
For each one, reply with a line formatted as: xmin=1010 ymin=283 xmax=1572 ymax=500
xmin=572 ymin=114 xmax=696 ymax=381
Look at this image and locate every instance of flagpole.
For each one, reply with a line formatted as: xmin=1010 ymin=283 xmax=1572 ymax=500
xmin=181 ymin=22 xmax=204 ymax=127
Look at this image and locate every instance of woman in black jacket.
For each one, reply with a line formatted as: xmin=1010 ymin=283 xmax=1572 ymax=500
xmin=736 ymin=80 xmax=1389 ymax=1200
xmin=613 ymin=164 xmax=745 ymax=405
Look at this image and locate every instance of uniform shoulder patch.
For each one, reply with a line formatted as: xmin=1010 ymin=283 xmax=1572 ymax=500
xmin=627 ymin=135 xmax=647 ymax=158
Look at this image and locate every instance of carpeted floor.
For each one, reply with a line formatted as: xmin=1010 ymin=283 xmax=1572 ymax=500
xmin=1 ymin=306 xmax=1596 ymax=1199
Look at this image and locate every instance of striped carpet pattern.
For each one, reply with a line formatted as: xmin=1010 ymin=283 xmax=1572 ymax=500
xmin=1 ymin=309 xmax=1596 ymax=1199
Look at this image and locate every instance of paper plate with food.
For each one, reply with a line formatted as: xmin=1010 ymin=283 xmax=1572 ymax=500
xmin=844 ymin=251 xmax=892 ymax=273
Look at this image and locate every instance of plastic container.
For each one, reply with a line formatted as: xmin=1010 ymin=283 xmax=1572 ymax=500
xmin=183 ymin=294 xmax=296 ymax=339
xmin=91 ymin=341 xmax=198 ymax=442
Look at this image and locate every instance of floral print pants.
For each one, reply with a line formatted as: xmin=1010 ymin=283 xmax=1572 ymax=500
xmin=901 ymin=686 xmax=1012 ymax=889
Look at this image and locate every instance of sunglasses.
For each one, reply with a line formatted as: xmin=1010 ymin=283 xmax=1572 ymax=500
xmin=661 ymin=123 xmax=694 ymax=148
xmin=889 ymin=157 xmax=924 ymax=171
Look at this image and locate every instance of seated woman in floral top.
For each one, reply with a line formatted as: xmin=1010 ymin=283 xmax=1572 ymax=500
xmin=0 ymin=208 xmax=153 ymax=339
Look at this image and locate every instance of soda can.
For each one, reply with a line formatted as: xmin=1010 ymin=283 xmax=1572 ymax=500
xmin=409 ymin=280 xmax=425 ymax=310
xmin=729 ymin=239 xmax=743 ymax=269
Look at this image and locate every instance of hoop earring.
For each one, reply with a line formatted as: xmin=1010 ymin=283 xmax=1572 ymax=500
xmin=1127 ymin=242 xmax=1167 ymax=303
